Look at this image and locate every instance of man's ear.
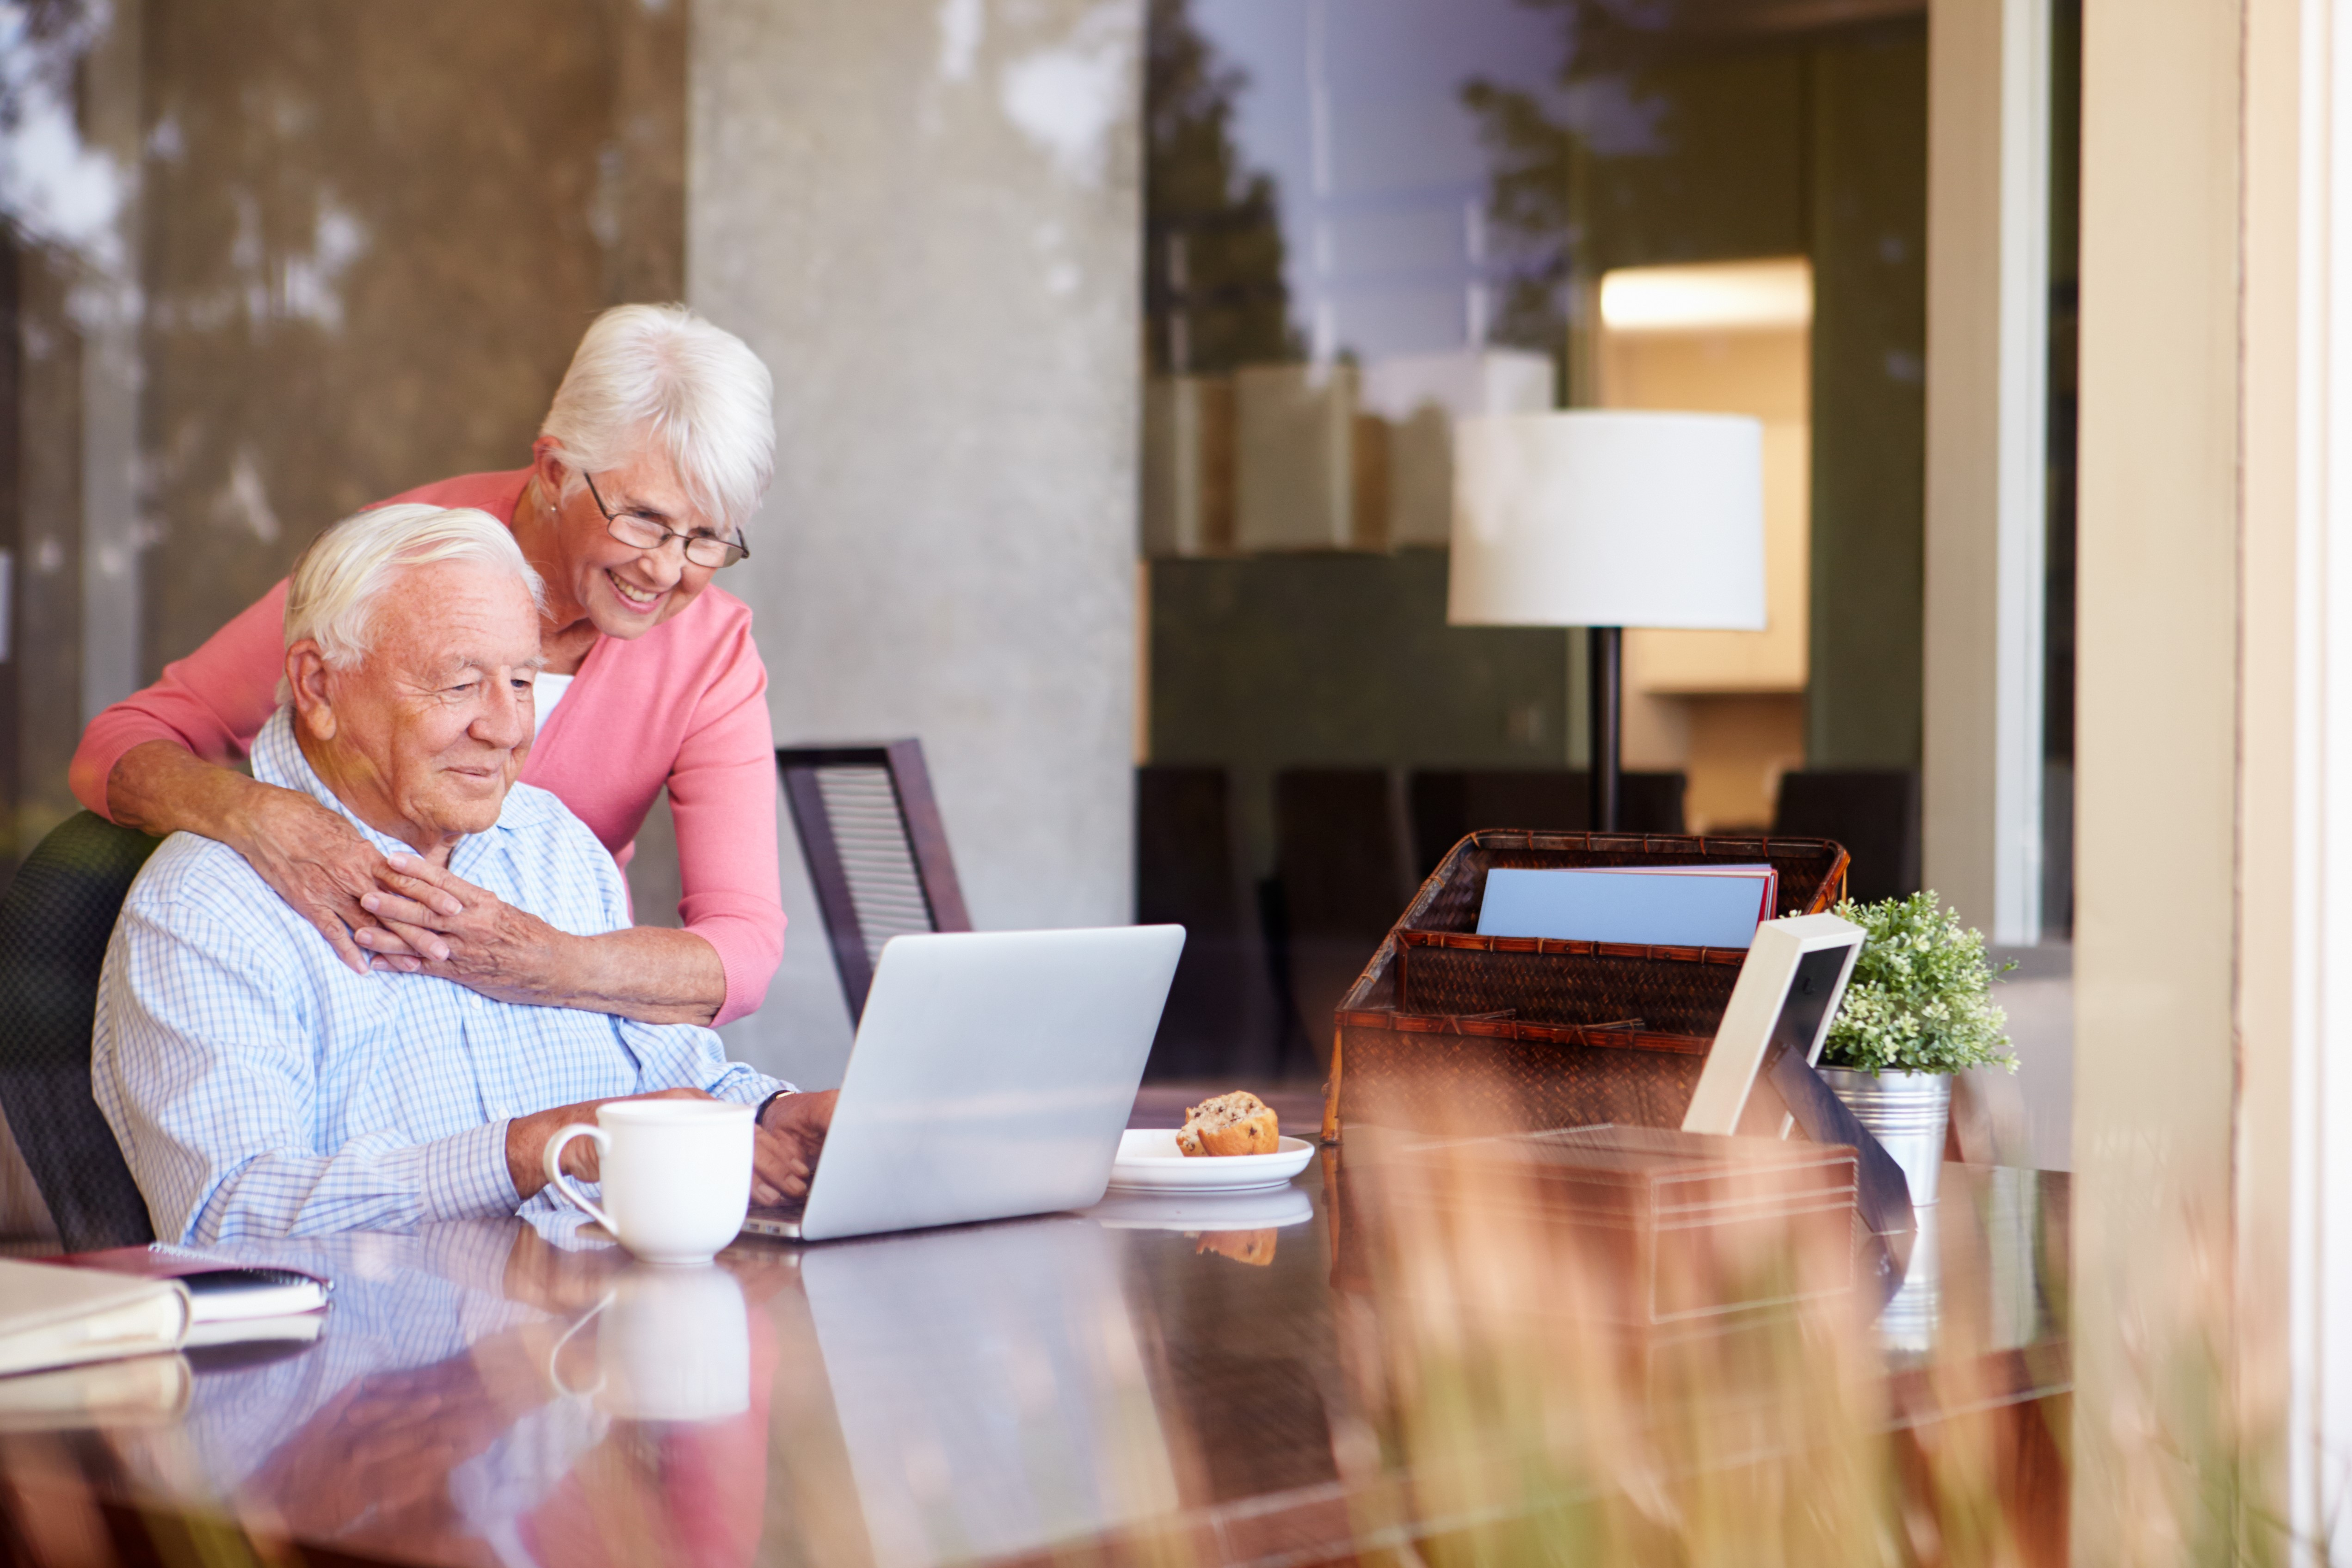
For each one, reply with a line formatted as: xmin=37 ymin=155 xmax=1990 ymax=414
xmin=286 ymin=642 xmax=338 ymax=741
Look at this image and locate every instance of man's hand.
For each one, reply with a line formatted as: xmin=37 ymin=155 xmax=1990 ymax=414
xmin=504 ymin=1087 xmax=715 ymax=1200
xmin=753 ymin=1090 xmax=837 ymax=1205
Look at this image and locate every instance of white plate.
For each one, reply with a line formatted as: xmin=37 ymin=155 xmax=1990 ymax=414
xmin=1105 ymin=1129 xmax=1316 ymax=1193
xmin=1087 ymin=1184 xmax=1315 ymax=1230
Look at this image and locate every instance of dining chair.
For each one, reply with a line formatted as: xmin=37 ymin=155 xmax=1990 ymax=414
xmin=1772 ymin=769 xmax=1920 ymax=904
xmin=777 ymin=741 xmax=972 ymax=1023
xmin=1272 ymin=768 xmax=1418 ymax=1077
xmin=1136 ymin=765 xmax=1274 ymax=1080
xmin=0 ymin=812 xmax=160 ymax=1250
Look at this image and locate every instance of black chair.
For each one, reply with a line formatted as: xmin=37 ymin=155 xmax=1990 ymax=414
xmin=1772 ymin=769 xmax=1920 ymax=904
xmin=1407 ymin=768 xmax=1688 ymax=877
xmin=777 ymin=741 xmax=972 ymax=1023
xmin=1273 ymin=768 xmax=1416 ymax=1076
xmin=0 ymin=812 xmax=161 ymax=1250
xmin=1136 ymin=766 xmax=1275 ymax=1081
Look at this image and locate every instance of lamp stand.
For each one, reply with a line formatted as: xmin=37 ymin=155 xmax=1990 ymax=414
xmin=1588 ymin=625 xmax=1622 ymax=832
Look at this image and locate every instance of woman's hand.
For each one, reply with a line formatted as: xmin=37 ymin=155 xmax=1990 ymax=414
xmin=359 ymin=854 xmax=571 ymax=1002
xmin=360 ymin=852 xmax=729 ymax=1025
xmin=227 ymin=781 xmax=402 ymax=975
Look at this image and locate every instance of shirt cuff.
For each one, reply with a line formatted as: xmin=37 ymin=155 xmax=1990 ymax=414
xmin=418 ymin=1118 xmax=522 ymax=1221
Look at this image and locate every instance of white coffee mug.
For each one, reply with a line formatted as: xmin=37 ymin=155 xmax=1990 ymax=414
xmin=543 ymin=1099 xmax=756 ymax=1265
xmin=548 ymin=1264 xmax=752 ymax=1422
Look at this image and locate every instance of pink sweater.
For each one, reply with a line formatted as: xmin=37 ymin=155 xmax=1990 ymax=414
xmin=69 ymin=468 xmax=785 ymax=1026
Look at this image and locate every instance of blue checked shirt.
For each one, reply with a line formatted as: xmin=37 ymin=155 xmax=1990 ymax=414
xmin=92 ymin=709 xmax=789 ymax=1244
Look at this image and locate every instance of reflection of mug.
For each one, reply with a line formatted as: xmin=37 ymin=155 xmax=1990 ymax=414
xmin=551 ymin=1265 xmax=751 ymax=1422
xmin=544 ymin=1100 xmax=754 ymax=1266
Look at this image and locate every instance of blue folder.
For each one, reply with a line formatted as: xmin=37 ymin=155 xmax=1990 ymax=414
xmin=1475 ymin=867 xmax=1771 ymax=949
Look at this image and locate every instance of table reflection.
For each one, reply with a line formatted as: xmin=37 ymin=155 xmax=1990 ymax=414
xmin=114 ymin=1220 xmax=784 ymax=1568
xmin=0 ymin=1157 xmax=2068 ymax=1568
xmin=797 ymin=1215 xmax=1180 ymax=1568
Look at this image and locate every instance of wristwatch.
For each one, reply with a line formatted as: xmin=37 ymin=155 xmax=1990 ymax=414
xmin=756 ymin=1089 xmax=794 ymax=1130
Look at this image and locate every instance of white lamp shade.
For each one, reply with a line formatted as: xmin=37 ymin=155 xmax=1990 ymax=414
xmin=1447 ymin=410 xmax=1767 ymax=630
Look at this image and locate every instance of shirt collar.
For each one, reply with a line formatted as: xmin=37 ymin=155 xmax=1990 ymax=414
xmin=249 ymin=707 xmax=536 ymax=878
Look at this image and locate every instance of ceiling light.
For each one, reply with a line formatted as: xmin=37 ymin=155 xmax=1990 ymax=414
xmin=1598 ymin=258 xmax=1813 ymax=333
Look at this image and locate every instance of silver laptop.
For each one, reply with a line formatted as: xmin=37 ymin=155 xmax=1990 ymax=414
xmin=741 ymin=925 xmax=1185 ymax=1242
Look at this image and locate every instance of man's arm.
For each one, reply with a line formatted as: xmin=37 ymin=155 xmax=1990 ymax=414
xmin=95 ymin=893 xmax=521 ymax=1243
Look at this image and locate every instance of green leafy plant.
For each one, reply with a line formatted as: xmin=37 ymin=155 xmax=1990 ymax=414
xmin=1820 ymin=891 xmax=2019 ymax=1075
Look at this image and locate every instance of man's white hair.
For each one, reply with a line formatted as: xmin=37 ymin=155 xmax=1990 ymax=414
xmin=279 ymin=504 xmax=545 ymax=701
xmin=539 ymin=303 xmax=775 ymax=536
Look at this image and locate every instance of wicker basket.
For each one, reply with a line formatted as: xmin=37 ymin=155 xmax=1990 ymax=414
xmin=1321 ymin=830 xmax=1850 ymax=1140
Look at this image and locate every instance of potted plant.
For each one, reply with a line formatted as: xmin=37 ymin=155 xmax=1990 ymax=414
xmin=1818 ymin=891 xmax=2017 ymax=1206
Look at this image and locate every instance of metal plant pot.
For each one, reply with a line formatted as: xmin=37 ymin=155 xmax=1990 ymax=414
xmin=1819 ymin=1066 xmax=1953 ymax=1208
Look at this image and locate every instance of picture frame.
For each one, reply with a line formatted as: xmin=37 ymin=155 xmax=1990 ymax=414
xmin=1680 ymin=912 xmax=1866 ymax=1137
xmin=1681 ymin=912 xmax=1915 ymax=1240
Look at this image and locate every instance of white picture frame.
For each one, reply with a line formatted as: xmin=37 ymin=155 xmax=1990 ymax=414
xmin=1680 ymin=912 xmax=1867 ymax=1137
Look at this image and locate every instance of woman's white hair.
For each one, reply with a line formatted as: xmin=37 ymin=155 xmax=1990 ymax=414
xmin=279 ymin=504 xmax=545 ymax=702
xmin=539 ymin=303 xmax=775 ymax=536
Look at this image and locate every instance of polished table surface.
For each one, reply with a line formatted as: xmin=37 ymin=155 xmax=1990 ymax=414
xmin=0 ymin=1128 xmax=2069 ymax=1568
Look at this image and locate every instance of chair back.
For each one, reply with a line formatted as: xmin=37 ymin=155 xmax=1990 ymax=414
xmin=1137 ymin=765 xmax=1272 ymax=1079
xmin=1272 ymin=768 xmax=1416 ymax=1076
xmin=777 ymin=741 xmax=972 ymax=1022
xmin=0 ymin=813 xmax=160 ymax=1249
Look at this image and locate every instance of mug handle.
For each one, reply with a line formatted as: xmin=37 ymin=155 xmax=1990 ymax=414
xmin=543 ymin=1123 xmax=616 ymax=1233
xmin=546 ymin=1289 xmax=615 ymax=1400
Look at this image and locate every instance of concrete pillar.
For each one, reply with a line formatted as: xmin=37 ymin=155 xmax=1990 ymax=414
xmin=1922 ymin=0 xmax=2050 ymax=945
xmin=690 ymin=0 xmax=1144 ymax=1084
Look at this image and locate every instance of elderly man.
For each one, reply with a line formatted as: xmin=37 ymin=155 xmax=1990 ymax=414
xmin=93 ymin=504 xmax=831 ymax=1244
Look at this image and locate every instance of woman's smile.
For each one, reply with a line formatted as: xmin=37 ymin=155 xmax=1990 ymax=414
xmin=604 ymin=569 xmax=666 ymax=612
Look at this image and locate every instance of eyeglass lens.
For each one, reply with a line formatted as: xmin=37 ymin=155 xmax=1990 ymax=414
xmin=585 ymin=473 xmax=745 ymax=568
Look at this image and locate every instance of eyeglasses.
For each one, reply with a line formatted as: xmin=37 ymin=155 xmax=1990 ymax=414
xmin=582 ymin=472 xmax=749 ymax=571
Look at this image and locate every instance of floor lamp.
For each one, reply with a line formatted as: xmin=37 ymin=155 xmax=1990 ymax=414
xmin=1447 ymin=411 xmax=1767 ymax=832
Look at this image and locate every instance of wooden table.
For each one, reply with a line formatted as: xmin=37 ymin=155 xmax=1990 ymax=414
xmin=0 ymin=1135 xmax=2069 ymax=1568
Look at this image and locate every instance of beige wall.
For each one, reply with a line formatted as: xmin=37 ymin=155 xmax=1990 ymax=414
xmin=2075 ymin=0 xmax=2308 ymax=1552
xmin=2235 ymin=0 xmax=2303 ymax=1543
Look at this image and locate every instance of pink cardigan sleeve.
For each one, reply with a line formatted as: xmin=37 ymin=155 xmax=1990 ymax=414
xmin=69 ymin=581 xmax=292 ymax=818
xmin=666 ymin=613 xmax=784 ymax=1027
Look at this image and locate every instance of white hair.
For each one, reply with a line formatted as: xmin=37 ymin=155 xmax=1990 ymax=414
xmin=539 ymin=303 xmax=775 ymax=535
xmin=279 ymin=504 xmax=545 ymax=702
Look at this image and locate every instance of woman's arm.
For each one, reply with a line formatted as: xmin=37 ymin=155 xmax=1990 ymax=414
xmin=113 ymin=741 xmax=393 ymax=975
xmin=661 ymin=609 xmax=785 ymax=1024
xmin=70 ymin=581 xmax=292 ymax=814
xmin=349 ymin=603 xmax=784 ymax=1026
xmin=357 ymin=864 xmax=730 ymax=1026
xmin=77 ymin=581 xmax=392 ymax=974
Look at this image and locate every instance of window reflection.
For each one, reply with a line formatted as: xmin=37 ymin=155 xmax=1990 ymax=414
xmin=1138 ymin=0 xmax=1930 ymax=1082
xmin=0 ymin=0 xmax=685 ymax=865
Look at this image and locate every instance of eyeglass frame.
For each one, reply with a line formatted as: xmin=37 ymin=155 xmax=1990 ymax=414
xmin=580 ymin=470 xmax=750 ymax=571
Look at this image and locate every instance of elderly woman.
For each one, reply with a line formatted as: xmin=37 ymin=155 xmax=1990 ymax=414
xmin=68 ymin=304 xmax=781 ymax=1028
